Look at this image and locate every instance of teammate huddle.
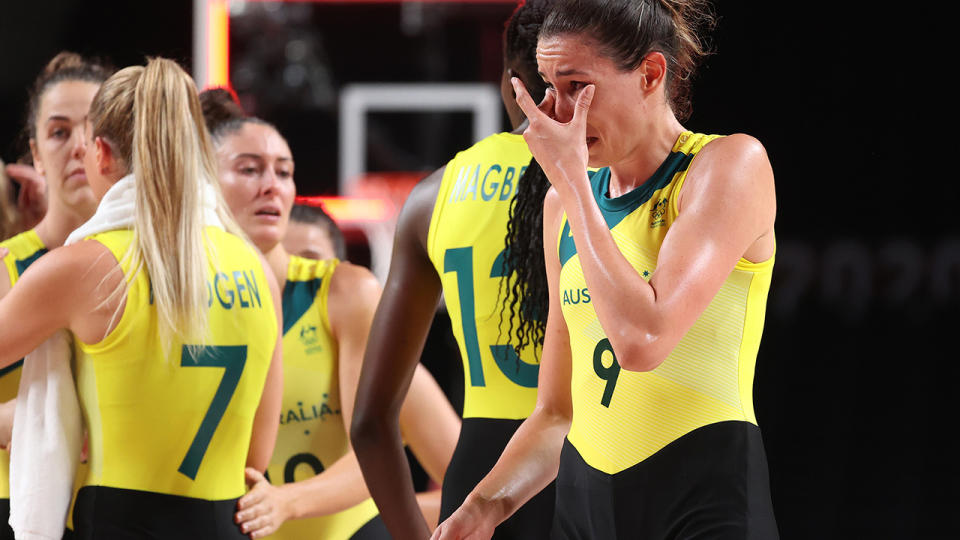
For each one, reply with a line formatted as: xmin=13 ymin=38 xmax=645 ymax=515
xmin=0 ymin=1 xmax=779 ymax=539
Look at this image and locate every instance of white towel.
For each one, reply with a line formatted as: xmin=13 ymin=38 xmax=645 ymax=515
xmin=65 ymin=174 xmax=224 ymax=244
xmin=9 ymin=174 xmax=224 ymax=539
xmin=8 ymin=330 xmax=79 ymax=540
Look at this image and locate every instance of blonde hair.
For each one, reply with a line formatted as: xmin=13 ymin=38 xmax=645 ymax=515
xmin=0 ymin=158 xmax=18 ymax=241
xmin=88 ymin=58 xmax=245 ymax=348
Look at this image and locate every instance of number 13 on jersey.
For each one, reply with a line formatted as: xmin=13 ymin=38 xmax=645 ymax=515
xmin=443 ymin=246 xmax=538 ymax=389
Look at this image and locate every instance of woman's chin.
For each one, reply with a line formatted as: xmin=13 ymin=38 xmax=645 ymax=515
xmin=248 ymin=228 xmax=282 ymax=254
xmin=64 ymin=187 xmax=100 ymax=216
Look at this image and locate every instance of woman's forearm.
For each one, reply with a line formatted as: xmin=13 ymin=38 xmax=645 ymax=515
xmin=557 ymin=181 xmax=664 ymax=365
xmin=399 ymin=364 xmax=460 ymax=485
xmin=462 ymin=407 xmax=569 ymax=526
xmin=352 ymin=411 xmax=432 ymax=539
xmin=282 ymin=450 xmax=372 ymax=519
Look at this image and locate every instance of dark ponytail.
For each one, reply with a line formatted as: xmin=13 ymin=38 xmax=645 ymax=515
xmin=496 ymin=0 xmax=554 ymax=357
xmin=199 ymin=87 xmax=279 ymax=147
xmin=504 ymin=0 xmax=553 ymax=105
xmin=501 ymin=159 xmax=551 ymax=356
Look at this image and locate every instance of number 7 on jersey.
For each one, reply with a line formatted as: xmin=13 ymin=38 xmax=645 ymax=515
xmin=178 ymin=345 xmax=247 ymax=480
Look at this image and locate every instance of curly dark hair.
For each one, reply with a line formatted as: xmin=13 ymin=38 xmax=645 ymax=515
xmin=504 ymin=0 xmax=552 ymax=105
xmin=495 ymin=0 xmax=554 ymax=357
xmin=500 ymin=159 xmax=551 ymax=356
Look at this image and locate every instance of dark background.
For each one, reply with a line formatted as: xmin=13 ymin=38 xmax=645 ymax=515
xmin=1 ymin=1 xmax=957 ymax=538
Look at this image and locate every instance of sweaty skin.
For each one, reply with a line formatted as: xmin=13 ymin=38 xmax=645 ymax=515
xmin=515 ymin=36 xmax=775 ymax=370
xmin=432 ymin=33 xmax=775 ymax=539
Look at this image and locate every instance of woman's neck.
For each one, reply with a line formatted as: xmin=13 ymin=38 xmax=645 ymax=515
xmin=33 ymin=200 xmax=94 ymax=248
xmin=607 ymin=111 xmax=686 ymax=198
xmin=263 ymin=242 xmax=290 ymax=291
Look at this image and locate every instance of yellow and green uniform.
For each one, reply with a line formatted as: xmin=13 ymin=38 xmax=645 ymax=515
xmin=427 ymin=132 xmax=554 ymax=535
xmin=264 ymin=255 xmax=379 ymax=540
xmin=427 ymin=131 xmax=539 ymax=420
xmin=0 ymin=230 xmax=47 ymax=527
xmin=553 ymin=131 xmax=778 ymax=538
xmin=71 ymin=228 xmax=277 ymax=536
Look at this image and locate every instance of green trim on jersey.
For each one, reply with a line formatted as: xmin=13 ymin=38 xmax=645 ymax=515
xmin=282 ymin=278 xmax=323 ymax=335
xmin=559 ymin=153 xmax=695 ymax=267
xmin=0 ymin=229 xmax=49 ymax=499
xmin=425 ymin=131 xmax=542 ymax=420
xmin=592 ymin=151 xmax=694 ymax=225
xmin=14 ymin=248 xmax=48 ymax=277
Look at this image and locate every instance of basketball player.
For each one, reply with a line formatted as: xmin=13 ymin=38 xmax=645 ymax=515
xmin=434 ymin=1 xmax=779 ymax=538
xmin=200 ymin=90 xmax=459 ymax=539
xmin=283 ymin=203 xmax=346 ymax=261
xmin=0 ymin=58 xmax=283 ymax=538
xmin=0 ymin=52 xmax=111 ymax=539
xmin=350 ymin=2 xmax=558 ymax=538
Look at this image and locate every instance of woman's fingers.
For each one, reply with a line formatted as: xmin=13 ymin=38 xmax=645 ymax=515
xmin=235 ymin=471 xmax=289 ymax=537
xmin=538 ymin=91 xmax=557 ymax=120
xmin=5 ymin=164 xmax=45 ymax=191
xmin=236 ymin=494 xmax=265 ymax=518
xmin=511 ymin=77 xmax=542 ymax=121
xmin=7 ymin=164 xmax=48 ymax=228
xmin=244 ymin=467 xmax=266 ymax=486
xmin=237 ymin=481 xmax=266 ymax=511
xmin=572 ymin=84 xmax=595 ymax=127
xmin=241 ymin=514 xmax=272 ymax=537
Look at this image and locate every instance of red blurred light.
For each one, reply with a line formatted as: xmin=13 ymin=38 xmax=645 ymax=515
xmin=295 ymin=196 xmax=392 ymax=223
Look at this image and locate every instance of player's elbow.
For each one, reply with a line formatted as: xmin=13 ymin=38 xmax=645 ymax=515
xmin=611 ymin=331 xmax=671 ymax=372
xmin=349 ymin=409 xmax=375 ymax=452
xmin=350 ymin=402 xmax=394 ymax=453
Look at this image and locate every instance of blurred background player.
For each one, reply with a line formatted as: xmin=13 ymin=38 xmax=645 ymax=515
xmin=350 ymin=2 xmax=556 ymax=539
xmin=284 ymin=203 xmax=346 ymax=261
xmin=0 ymin=159 xmax=17 ymax=242
xmin=201 ymin=89 xmax=459 ymax=539
xmin=1 ymin=160 xmax=48 ymax=240
xmin=0 ymin=51 xmax=111 ymax=540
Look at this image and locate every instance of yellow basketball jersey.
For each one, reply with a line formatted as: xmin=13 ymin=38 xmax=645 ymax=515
xmin=0 ymin=229 xmax=47 ymax=498
xmin=559 ymin=132 xmax=775 ymax=475
xmin=426 ymin=132 xmax=541 ymax=420
xmin=264 ymin=255 xmax=377 ymax=539
xmin=73 ymin=228 xmax=277 ymax=500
